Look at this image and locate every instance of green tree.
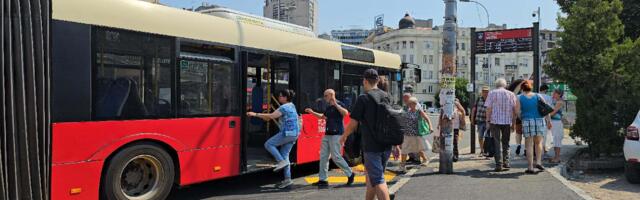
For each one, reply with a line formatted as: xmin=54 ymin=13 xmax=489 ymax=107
xmin=434 ymin=78 xmax=470 ymax=111
xmin=557 ymin=0 xmax=640 ymax=39
xmin=548 ymin=0 xmax=640 ymax=155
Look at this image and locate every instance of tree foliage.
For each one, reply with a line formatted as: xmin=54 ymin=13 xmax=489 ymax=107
xmin=548 ymin=0 xmax=640 ymax=155
xmin=557 ymin=0 xmax=640 ymax=39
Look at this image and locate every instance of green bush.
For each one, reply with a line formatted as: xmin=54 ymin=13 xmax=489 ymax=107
xmin=548 ymin=0 xmax=640 ymax=155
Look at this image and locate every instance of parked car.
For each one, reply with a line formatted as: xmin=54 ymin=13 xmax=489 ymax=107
xmin=624 ymin=110 xmax=640 ymax=184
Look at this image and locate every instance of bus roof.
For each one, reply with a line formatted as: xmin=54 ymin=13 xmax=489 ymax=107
xmin=52 ymin=0 xmax=400 ymax=70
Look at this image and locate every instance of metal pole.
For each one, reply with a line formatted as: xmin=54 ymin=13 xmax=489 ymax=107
xmin=439 ymin=0 xmax=457 ymax=174
xmin=533 ymin=22 xmax=540 ymax=92
xmin=470 ymin=28 xmax=476 ymax=154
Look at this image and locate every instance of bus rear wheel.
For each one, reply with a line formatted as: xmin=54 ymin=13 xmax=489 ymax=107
xmin=102 ymin=143 xmax=175 ymax=200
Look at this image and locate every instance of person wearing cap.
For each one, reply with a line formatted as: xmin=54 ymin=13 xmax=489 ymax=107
xmin=340 ymin=68 xmax=392 ymax=200
xmin=471 ymin=86 xmax=491 ymax=157
xmin=549 ymin=89 xmax=565 ymax=163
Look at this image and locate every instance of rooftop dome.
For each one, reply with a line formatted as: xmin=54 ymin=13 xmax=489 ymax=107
xmin=399 ymin=13 xmax=416 ymax=29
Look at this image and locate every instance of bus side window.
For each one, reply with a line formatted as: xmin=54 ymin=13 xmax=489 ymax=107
xmin=178 ymin=41 xmax=237 ymax=117
xmin=93 ymin=27 xmax=174 ymax=120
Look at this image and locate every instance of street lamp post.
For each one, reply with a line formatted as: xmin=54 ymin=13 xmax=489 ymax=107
xmin=461 ymin=0 xmax=490 ymax=155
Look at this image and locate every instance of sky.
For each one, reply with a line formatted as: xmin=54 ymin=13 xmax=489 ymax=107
xmin=160 ymin=0 xmax=563 ymax=34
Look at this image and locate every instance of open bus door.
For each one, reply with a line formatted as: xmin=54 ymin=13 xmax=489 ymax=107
xmin=242 ymin=51 xmax=296 ymax=173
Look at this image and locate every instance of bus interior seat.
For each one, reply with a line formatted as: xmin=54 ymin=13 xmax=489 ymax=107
xmin=95 ymin=78 xmax=131 ymax=119
xmin=121 ymin=78 xmax=148 ymax=118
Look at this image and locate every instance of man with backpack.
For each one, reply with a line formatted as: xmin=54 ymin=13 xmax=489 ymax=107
xmin=341 ymin=69 xmax=403 ymax=200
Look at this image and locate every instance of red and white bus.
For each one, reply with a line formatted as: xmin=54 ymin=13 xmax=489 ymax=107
xmin=50 ymin=0 xmax=401 ymax=199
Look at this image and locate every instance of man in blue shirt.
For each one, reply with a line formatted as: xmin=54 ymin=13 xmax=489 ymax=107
xmin=305 ymin=89 xmax=355 ymax=187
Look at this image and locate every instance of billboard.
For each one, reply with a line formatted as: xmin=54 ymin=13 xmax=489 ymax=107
xmin=475 ymin=28 xmax=534 ymax=54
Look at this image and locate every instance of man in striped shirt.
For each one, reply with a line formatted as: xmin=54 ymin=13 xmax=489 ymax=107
xmin=484 ymin=78 xmax=517 ymax=172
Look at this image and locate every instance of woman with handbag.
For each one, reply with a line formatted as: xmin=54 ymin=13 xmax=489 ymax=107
xmin=399 ymin=97 xmax=434 ymax=172
xmin=549 ymin=89 xmax=565 ymax=163
xmin=515 ymin=81 xmax=552 ymax=174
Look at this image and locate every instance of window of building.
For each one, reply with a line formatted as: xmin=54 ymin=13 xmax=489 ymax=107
xmin=409 ymin=55 xmax=414 ymax=64
xmin=396 ymin=42 xmax=400 ymax=50
xmin=93 ymin=27 xmax=175 ymax=120
xmin=410 ymin=41 xmax=414 ymax=49
xmin=461 ymin=43 xmax=466 ymax=50
xmin=541 ymin=33 xmax=546 ymax=40
xmin=425 ymin=41 xmax=432 ymax=49
xmin=456 ymin=43 xmax=459 ymax=50
xmin=428 ymin=55 xmax=433 ymax=64
xmin=462 ymin=56 xmax=466 ymax=64
xmin=429 ymin=71 xmax=433 ymax=79
xmin=549 ymin=34 xmax=554 ymax=41
xmin=402 ymin=41 xmax=407 ymax=49
xmin=402 ymin=54 xmax=407 ymax=63
xmin=495 ymin=58 xmax=500 ymax=66
xmin=423 ymin=55 xmax=428 ymax=64
xmin=428 ymin=85 xmax=433 ymax=93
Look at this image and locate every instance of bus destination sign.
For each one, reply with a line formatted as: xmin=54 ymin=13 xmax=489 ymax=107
xmin=475 ymin=28 xmax=533 ymax=54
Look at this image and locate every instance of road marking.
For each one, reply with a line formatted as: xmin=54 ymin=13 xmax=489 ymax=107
xmin=304 ymin=164 xmax=396 ymax=184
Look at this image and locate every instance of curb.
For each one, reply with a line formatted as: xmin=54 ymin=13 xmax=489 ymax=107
xmin=545 ymin=147 xmax=594 ymax=200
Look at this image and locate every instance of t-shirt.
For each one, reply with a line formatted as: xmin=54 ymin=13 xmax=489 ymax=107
xmin=350 ymin=88 xmax=392 ymax=152
xmin=519 ymin=94 xmax=542 ymax=120
xmin=277 ymin=103 xmax=300 ymax=137
xmin=323 ymin=101 xmax=346 ymax=135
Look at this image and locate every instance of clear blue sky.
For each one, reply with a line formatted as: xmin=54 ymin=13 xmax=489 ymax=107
xmin=160 ymin=0 xmax=562 ymax=33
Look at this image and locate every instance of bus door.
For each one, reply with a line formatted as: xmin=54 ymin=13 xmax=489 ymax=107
xmin=243 ymin=52 xmax=295 ymax=172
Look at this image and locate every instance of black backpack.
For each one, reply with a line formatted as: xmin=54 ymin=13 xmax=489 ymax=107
xmin=366 ymin=91 xmax=405 ymax=146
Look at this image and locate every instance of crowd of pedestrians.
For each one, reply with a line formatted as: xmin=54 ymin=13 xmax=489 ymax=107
xmin=248 ymin=69 xmax=565 ymax=200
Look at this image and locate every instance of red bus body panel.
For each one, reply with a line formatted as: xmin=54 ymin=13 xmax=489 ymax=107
xmin=296 ymin=114 xmax=352 ymax=164
xmin=296 ymin=114 xmax=324 ymax=164
xmin=51 ymin=117 xmax=241 ymax=200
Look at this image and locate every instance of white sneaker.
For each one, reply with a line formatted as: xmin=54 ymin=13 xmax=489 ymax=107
xmin=276 ymin=179 xmax=293 ymax=189
xmin=273 ymin=160 xmax=290 ymax=172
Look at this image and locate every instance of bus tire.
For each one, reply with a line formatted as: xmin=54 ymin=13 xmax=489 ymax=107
xmin=102 ymin=142 xmax=175 ymax=200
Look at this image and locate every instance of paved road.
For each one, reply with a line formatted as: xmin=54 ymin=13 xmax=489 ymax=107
xmin=168 ymin=116 xmax=584 ymax=200
xmin=169 ymin=114 xmax=472 ymax=200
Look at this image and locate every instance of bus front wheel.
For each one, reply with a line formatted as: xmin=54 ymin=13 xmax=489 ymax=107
xmin=102 ymin=143 xmax=175 ymax=200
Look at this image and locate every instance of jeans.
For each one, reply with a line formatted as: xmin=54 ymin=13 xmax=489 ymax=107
xmin=363 ymin=150 xmax=391 ymax=186
xmin=265 ymin=132 xmax=298 ymax=179
xmin=319 ymin=135 xmax=353 ymax=181
xmin=490 ymin=124 xmax=512 ymax=167
xmin=477 ymin=122 xmax=488 ymax=139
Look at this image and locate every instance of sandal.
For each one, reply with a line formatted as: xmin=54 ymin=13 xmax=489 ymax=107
xmin=525 ymin=169 xmax=536 ymax=174
xmin=535 ymin=164 xmax=545 ymax=171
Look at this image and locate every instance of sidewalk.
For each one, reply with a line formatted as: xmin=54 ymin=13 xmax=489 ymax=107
xmin=394 ymin=131 xmax=587 ymax=200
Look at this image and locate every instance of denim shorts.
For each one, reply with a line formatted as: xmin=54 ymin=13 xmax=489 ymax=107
xmin=477 ymin=122 xmax=489 ymax=139
xmin=363 ymin=150 xmax=391 ymax=186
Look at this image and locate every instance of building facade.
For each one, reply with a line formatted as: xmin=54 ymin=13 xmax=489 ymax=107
xmin=330 ymin=29 xmax=372 ymax=45
xmin=362 ymin=14 xmax=544 ymax=107
xmin=263 ymin=0 xmax=318 ymax=34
